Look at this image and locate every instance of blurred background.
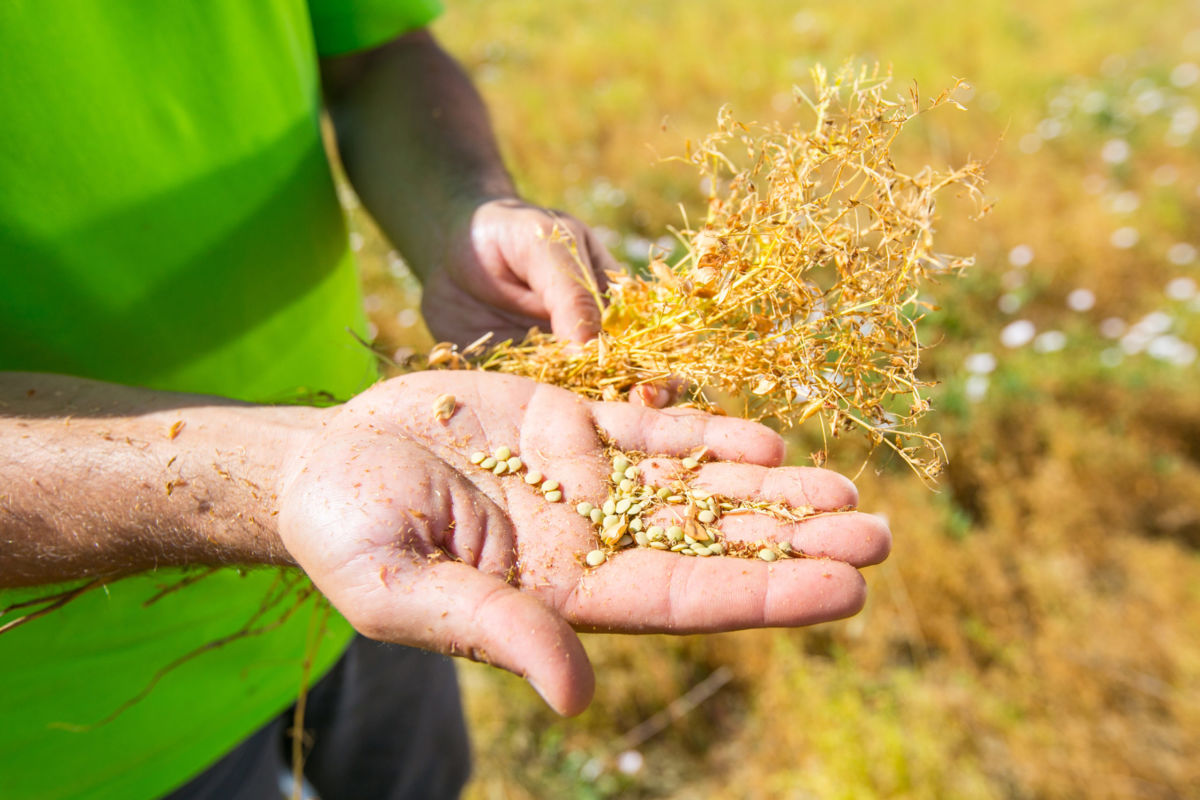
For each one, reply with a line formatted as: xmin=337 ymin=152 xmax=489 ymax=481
xmin=344 ymin=1 xmax=1200 ymax=797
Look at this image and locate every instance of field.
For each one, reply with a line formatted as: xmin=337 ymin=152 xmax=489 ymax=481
xmin=348 ymin=1 xmax=1200 ymax=797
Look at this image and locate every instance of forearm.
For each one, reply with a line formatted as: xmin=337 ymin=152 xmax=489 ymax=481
xmin=321 ymin=29 xmax=517 ymax=281
xmin=0 ymin=373 xmax=315 ymax=588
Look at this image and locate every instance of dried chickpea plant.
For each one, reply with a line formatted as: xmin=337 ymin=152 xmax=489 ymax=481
xmin=430 ymin=64 xmax=987 ymax=484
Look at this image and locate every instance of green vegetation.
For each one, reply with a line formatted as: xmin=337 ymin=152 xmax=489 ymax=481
xmin=349 ymin=1 xmax=1200 ymax=796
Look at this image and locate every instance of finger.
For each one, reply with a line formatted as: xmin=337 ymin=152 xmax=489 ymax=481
xmin=527 ymin=223 xmax=606 ymax=343
xmin=564 ymin=552 xmax=867 ymax=633
xmin=349 ymin=560 xmax=595 ymax=716
xmin=630 ymin=383 xmax=671 ymax=408
xmin=723 ymin=511 xmax=890 ymax=566
xmin=590 ymin=402 xmax=785 ymax=466
xmin=635 ymin=460 xmax=859 ymax=510
xmin=643 ymin=505 xmax=890 ymax=567
xmin=583 ymin=229 xmax=618 ymax=293
xmin=629 ymin=376 xmax=688 ymax=408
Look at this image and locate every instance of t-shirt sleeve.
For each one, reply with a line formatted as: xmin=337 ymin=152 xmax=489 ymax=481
xmin=307 ymin=0 xmax=444 ymax=57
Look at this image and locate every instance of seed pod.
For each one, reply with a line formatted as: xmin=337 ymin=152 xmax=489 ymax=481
xmin=602 ymin=520 xmax=628 ymax=545
xmin=691 ymin=266 xmax=720 ymax=298
xmin=432 ymin=394 xmax=457 ymax=422
xmin=426 ymin=342 xmax=458 ymax=368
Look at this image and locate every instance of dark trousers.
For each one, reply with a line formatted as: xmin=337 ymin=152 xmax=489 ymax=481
xmin=167 ymin=637 xmax=471 ymax=799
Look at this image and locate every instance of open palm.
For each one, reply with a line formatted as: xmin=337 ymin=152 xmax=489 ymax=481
xmin=278 ymin=371 xmax=890 ymax=714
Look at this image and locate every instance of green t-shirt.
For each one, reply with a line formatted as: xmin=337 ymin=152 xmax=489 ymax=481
xmin=0 ymin=1 xmax=440 ymax=798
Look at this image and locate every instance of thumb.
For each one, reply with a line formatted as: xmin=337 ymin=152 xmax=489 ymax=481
xmin=527 ymin=224 xmax=611 ymax=343
xmin=351 ymin=559 xmax=595 ymax=716
xmin=541 ymin=255 xmax=604 ymax=343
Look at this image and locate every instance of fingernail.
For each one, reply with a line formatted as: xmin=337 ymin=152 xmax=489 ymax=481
xmin=526 ymin=674 xmax=555 ymax=708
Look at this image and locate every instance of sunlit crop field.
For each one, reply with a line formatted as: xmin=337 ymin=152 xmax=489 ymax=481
xmin=347 ymin=1 xmax=1200 ymax=796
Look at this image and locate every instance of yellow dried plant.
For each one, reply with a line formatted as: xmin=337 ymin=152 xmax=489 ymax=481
xmin=441 ymin=64 xmax=988 ymax=480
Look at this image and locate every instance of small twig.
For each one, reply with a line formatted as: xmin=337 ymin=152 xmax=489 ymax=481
xmin=52 ymin=571 xmax=313 ymax=730
xmin=290 ymin=601 xmax=331 ymax=800
xmin=0 ymin=577 xmax=109 ymax=636
xmin=142 ymin=567 xmax=220 ymax=607
xmin=615 ymin=665 xmax=734 ymax=752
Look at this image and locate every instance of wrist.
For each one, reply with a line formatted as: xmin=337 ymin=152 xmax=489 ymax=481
xmin=0 ymin=375 xmax=325 ymax=587
xmin=140 ymin=401 xmax=322 ymax=571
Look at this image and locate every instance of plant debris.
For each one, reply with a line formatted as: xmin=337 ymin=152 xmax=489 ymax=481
xmin=423 ymin=64 xmax=987 ymax=480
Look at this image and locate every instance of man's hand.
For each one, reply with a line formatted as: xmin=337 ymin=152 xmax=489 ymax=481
xmin=278 ymin=371 xmax=890 ymax=715
xmin=322 ymin=31 xmax=620 ymax=349
xmin=1 ymin=371 xmax=888 ymax=716
xmin=419 ymin=198 xmax=616 ymax=347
